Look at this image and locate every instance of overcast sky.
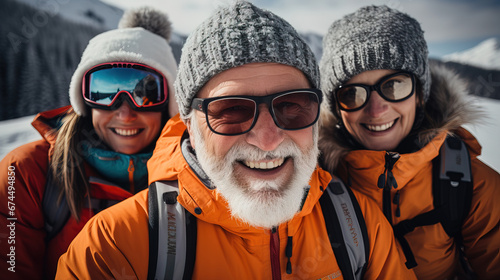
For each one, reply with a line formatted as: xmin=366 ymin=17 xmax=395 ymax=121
xmin=101 ymin=0 xmax=500 ymax=57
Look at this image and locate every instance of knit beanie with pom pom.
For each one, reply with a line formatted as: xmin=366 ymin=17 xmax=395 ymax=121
xmin=69 ymin=6 xmax=177 ymax=116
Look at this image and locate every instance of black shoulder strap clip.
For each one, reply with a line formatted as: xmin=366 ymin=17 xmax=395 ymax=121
xmin=147 ymin=181 xmax=197 ymax=280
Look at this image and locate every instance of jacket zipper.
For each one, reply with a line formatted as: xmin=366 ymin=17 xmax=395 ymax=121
xmin=383 ymin=184 xmax=392 ymax=224
xmin=270 ymin=226 xmax=281 ymax=280
xmin=128 ymin=158 xmax=135 ymax=193
xmin=381 ymin=152 xmax=400 ymax=225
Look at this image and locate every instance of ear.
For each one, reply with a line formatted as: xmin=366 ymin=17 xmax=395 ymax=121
xmin=415 ymin=81 xmax=425 ymax=107
xmin=185 ymin=117 xmax=196 ymax=150
xmin=168 ymin=95 xmax=179 ymax=118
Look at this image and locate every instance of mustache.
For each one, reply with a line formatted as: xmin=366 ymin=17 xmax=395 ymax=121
xmin=226 ymin=141 xmax=304 ymax=163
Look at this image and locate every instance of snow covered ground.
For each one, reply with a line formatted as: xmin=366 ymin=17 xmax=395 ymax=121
xmin=0 ymin=114 xmax=43 ymax=159
xmin=1 ymin=97 xmax=499 ymax=172
xmin=462 ymin=97 xmax=500 ymax=172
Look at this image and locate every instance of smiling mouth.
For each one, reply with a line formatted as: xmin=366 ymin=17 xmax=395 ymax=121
xmin=364 ymin=119 xmax=396 ymax=132
xmin=242 ymin=158 xmax=286 ymax=170
xmin=112 ymin=128 xmax=143 ymax=136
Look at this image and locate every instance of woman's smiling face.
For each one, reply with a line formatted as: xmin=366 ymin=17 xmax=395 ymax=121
xmin=340 ymin=69 xmax=417 ymax=151
xmin=92 ymin=103 xmax=162 ymax=154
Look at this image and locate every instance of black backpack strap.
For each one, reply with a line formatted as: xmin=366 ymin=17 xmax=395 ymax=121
xmin=86 ymin=177 xmax=123 ymax=214
xmin=183 ymin=207 xmax=197 ymax=280
xmin=432 ymin=135 xmax=473 ymax=237
xmin=393 ymin=134 xmax=473 ymax=269
xmin=43 ymin=175 xmax=125 ymax=241
xmin=393 ymin=209 xmax=442 ymax=268
xmin=320 ymin=177 xmax=369 ymax=280
xmin=434 ymin=135 xmax=475 ymax=277
xmin=148 ymin=181 xmax=197 ymax=280
xmin=43 ymin=169 xmax=71 ymax=241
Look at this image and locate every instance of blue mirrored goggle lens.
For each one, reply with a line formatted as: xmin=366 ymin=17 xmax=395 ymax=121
xmin=86 ymin=67 xmax=164 ymax=107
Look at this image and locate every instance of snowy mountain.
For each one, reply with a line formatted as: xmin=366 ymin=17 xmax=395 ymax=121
xmin=443 ymin=38 xmax=500 ymax=71
xmin=430 ymin=59 xmax=500 ymax=100
xmin=15 ymin=0 xmax=189 ymax=58
xmin=16 ymin=0 xmax=123 ymax=30
xmin=0 ymin=0 xmax=108 ymax=121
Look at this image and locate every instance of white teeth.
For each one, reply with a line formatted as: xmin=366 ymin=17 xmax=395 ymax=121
xmin=114 ymin=128 xmax=139 ymax=136
xmin=366 ymin=121 xmax=395 ymax=132
xmin=244 ymin=158 xmax=285 ymax=170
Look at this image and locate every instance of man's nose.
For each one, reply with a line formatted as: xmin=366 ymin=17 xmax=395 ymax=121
xmin=245 ymin=104 xmax=284 ymax=151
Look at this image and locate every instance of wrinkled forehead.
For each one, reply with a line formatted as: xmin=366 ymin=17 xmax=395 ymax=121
xmin=197 ymin=63 xmax=310 ymax=99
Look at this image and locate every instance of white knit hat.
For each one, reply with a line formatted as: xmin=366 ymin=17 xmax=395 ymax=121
xmin=69 ymin=7 xmax=178 ymax=116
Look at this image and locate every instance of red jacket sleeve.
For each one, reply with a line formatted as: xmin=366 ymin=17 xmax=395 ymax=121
xmin=0 ymin=140 xmax=50 ymax=280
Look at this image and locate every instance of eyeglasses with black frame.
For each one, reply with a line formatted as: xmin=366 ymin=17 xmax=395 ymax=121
xmin=191 ymin=89 xmax=323 ymax=136
xmin=334 ymin=71 xmax=415 ymax=112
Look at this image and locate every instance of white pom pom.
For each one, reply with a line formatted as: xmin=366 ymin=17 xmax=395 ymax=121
xmin=118 ymin=6 xmax=172 ymax=42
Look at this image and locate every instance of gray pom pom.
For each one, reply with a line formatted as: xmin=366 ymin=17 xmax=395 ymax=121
xmin=118 ymin=6 xmax=172 ymax=42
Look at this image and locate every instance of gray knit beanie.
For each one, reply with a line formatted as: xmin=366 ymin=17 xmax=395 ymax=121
xmin=174 ymin=0 xmax=319 ymax=119
xmin=320 ymin=5 xmax=430 ymax=112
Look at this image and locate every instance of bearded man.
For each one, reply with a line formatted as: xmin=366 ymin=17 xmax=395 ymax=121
xmin=56 ymin=2 xmax=414 ymax=279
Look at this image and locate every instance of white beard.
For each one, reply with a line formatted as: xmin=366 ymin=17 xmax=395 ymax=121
xmin=190 ymin=116 xmax=319 ymax=229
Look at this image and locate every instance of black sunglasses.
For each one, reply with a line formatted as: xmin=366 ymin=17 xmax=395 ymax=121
xmin=191 ymin=89 xmax=322 ymax=136
xmin=335 ymin=71 xmax=415 ymax=111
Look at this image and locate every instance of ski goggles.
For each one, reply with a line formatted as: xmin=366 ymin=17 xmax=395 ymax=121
xmin=335 ymin=71 xmax=415 ymax=111
xmin=82 ymin=62 xmax=168 ymax=111
xmin=191 ymin=89 xmax=322 ymax=136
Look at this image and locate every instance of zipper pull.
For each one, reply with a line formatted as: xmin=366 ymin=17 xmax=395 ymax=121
xmin=286 ymin=236 xmax=293 ymax=274
xmin=395 ymin=206 xmax=401 ymax=218
xmin=377 ymin=172 xmax=386 ymax=189
xmin=393 ymin=191 xmax=400 ymax=204
xmin=385 ymin=152 xmax=400 ymax=167
xmin=385 ymin=152 xmax=400 ymax=189
xmin=128 ymin=158 xmax=135 ymax=193
xmin=387 ymin=170 xmax=398 ymax=189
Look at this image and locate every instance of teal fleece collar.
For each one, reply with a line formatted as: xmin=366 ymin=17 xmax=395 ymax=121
xmin=82 ymin=144 xmax=152 ymax=193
